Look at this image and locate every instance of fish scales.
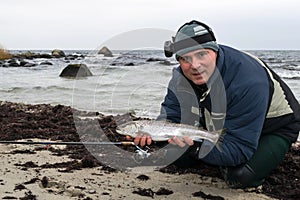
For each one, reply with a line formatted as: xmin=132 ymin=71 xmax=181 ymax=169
xmin=116 ymin=120 xmax=222 ymax=143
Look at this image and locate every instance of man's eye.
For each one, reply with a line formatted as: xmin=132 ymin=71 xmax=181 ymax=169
xmin=195 ymin=51 xmax=208 ymax=58
xmin=196 ymin=52 xmax=205 ymax=57
xmin=181 ymin=56 xmax=191 ymax=63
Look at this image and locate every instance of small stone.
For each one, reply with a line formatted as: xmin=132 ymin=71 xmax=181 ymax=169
xmin=136 ymin=174 xmax=150 ymax=181
xmin=88 ymin=190 xmax=96 ymax=194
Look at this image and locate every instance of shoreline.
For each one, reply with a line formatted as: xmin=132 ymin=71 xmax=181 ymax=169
xmin=0 ymin=143 xmax=275 ymax=200
xmin=0 ymin=100 xmax=299 ymax=199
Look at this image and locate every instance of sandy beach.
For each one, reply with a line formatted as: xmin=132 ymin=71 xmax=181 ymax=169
xmin=0 ymin=101 xmax=299 ymax=199
xmin=0 ymin=142 xmax=277 ymax=200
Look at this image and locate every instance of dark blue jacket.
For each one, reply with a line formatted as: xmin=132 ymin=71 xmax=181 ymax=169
xmin=158 ymin=45 xmax=300 ymax=166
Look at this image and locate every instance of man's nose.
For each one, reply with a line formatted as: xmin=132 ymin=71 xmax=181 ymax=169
xmin=190 ymin=57 xmax=201 ymax=68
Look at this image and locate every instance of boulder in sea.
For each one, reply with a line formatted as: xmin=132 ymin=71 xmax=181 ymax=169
xmin=124 ymin=62 xmax=134 ymax=66
xmin=0 ymin=60 xmax=6 ymax=67
xmin=23 ymin=63 xmax=36 ymax=67
xmin=7 ymin=58 xmax=19 ymax=67
xmin=40 ymin=61 xmax=53 ymax=65
xmin=59 ymin=63 xmax=93 ymax=78
xmin=52 ymin=49 xmax=66 ymax=58
xmin=39 ymin=54 xmax=53 ymax=59
xmin=18 ymin=51 xmax=36 ymax=59
xmin=98 ymin=46 xmax=113 ymax=57
xmin=159 ymin=60 xmax=177 ymax=66
xmin=146 ymin=57 xmax=165 ymax=62
xmin=19 ymin=60 xmax=36 ymax=67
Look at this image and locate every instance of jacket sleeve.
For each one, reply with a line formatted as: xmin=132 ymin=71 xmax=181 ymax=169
xmin=201 ymin=78 xmax=270 ymax=166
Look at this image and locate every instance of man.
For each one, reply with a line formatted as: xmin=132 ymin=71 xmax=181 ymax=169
xmin=133 ymin=20 xmax=300 ymax=188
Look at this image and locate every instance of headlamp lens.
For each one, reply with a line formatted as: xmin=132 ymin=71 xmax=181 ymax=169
xmin=164 ymin=41 xmax=174 ymax=57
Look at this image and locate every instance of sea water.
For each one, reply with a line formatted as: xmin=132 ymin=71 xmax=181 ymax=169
xmin=0 ymin=50 xmax=299 ymax=120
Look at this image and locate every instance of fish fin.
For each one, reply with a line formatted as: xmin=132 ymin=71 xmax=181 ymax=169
xmin=217 ymin=128 xmax=227 ymax=135
xmin=199 ymin=128 xmax=226 ymax=156
xmin=215 ymin=130 xmax=225 ymax=152
xmin=198 ymin=140 xmax=215 ymax=159
xmin=215 ymin=141 xmax=223 ymax=152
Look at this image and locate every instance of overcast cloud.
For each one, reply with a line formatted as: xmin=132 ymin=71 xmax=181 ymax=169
xmin=0 ymin=0 xmax=299 ymax=50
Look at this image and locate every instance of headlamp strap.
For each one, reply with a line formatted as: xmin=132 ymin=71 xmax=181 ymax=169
xmin=173 ymin=33 xmax=215 ymax=52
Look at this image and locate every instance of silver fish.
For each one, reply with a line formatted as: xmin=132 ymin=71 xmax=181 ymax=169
xmin=116 ymin=120 xmax=224 ymax=144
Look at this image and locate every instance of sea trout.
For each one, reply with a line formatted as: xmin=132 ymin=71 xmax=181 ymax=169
xmin=116 ymin=120 xmax=224 ymax=144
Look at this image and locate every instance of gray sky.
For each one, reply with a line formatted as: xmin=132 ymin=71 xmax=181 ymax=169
xmin=1 ymin=0 xmax=299 ymax=50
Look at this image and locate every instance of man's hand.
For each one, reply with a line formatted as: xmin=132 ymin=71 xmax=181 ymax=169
xmin=126 ymin=135 xmax=152 ymax=146
xmin=168 ymin=136 xmax=194 ymax=147
xmin=126 ymin=135 xmax=194 ymax=148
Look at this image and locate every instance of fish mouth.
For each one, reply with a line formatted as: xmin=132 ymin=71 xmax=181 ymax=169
xmin=115 ymin=126 xmax=123 ymax=134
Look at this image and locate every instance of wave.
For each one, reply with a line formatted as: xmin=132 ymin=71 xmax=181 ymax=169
xmin=0 ymin=87 xmax=24 ymax=93
xmin=281 ymin=65 xmax=300 ymax=71
xmin=0 ymin=85 xmax=72 ymax=93
xmin=34 ymin=85 xmax=71 ymax=91
xmin=273 ymin=67 xmax=300 ymax=80
xmin=282 ymin=76 xmax=300 ymax=80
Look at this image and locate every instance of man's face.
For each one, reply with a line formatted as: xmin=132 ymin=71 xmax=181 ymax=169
xmin=178 ymin=49 xmax=217 ymax=85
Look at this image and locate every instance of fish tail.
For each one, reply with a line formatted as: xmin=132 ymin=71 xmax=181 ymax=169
xmin=215 ymin=129 xmax=226 ymax=152
xmin=215 ymin=141 xmax=223 ymax=152
xmin=217 ymin=128 xmax=227 ymax=135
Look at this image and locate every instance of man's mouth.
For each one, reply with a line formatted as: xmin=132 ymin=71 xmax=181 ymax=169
xmin=192 ymin=71 xmax=204 ymax=76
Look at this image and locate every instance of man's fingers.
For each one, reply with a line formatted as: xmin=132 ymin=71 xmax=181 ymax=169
xmin=168 ymin=139 xmax=176 ymax=145
xmin=146 ymin=136 xmax=152 ymax=145
xmin=126 ymin=135 xmax=132 ymax=141
xmin=133 ymin=135 xmax=152 ymax=146
xmin=168 ymin=136 xmax=194 ymax=147
xmin=140 ymin=136 xmax=147 ymax=147
xmin=183 ymin=136 xmax=194 ymax=146
xmin=134 ymin=136 xmax=142 ymax=145
xmin=171 ymin=136 xmax=186 ymax=147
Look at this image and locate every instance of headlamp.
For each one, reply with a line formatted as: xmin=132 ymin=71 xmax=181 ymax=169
xmin=164 ymin=40 xmax=174 ymax=57
xmin=163 ymin=20 xmax=217 ymax=58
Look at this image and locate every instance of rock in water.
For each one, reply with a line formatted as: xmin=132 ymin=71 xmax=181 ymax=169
xmin=59 ymin=63 xmax=93 ymax=78
xmin=52 ymin=49 xmax=66 ymax=58
xmin=98 ymin=46 xmax=113 ymax=57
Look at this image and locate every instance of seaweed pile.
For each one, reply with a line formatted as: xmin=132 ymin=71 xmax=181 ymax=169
xmin=0 ymin=101 xmax=299 ymax=199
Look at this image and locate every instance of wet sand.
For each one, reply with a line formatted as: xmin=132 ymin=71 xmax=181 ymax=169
xmin=0 ymin=142 xmax=276 ymax=200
